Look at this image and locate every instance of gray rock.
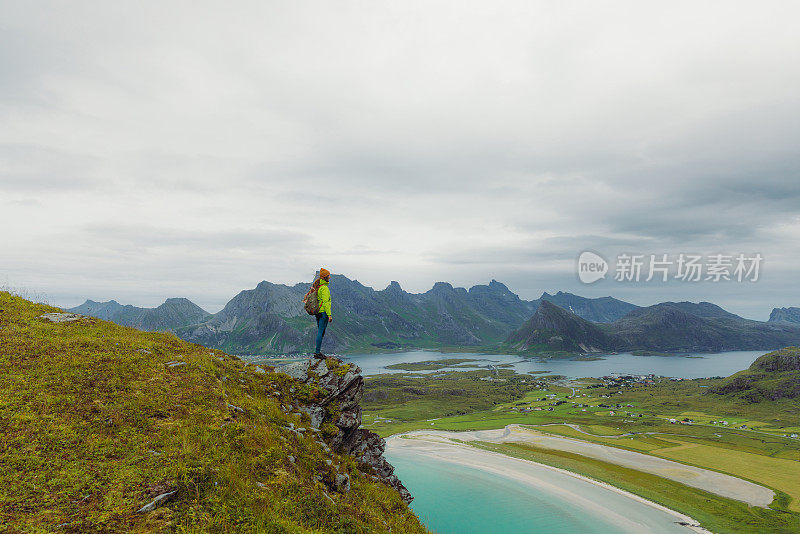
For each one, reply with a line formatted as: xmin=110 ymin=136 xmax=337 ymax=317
xmin=300 ymin=406 xmax=325 ymax=429
xmin=40 ymin=313 xmax=82 ymax=323
xmin=137 ymin=490 xmax=177 ymax=513
xmin=228 ymin=404 xmax=244 ymax=413
xmin=335 ymin=473 xmax=351 ymax=493
xmin=166 ymin=361 xmax=185 ymax=368
xmin=335 ymin=407 xmax=361 ymax=430
xmin=312 ymin=359 xmax=330 ymax=377
xmin=276 ymin=359 xmax=312 ymax=381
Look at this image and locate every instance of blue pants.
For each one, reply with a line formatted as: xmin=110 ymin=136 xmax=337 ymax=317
xmin=315 ymin=312 xmax=329 ymax=353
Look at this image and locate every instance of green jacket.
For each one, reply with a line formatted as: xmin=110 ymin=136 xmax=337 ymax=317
xmin=317 ymin=279 xmax=332 ymax=318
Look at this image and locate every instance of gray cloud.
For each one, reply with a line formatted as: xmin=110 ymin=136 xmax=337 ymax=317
xmin=78 ymin=224 xmax=313 ymax=253
xmin=1 ymin=1 xmax=799 ymax=318
xmin=0 ymin=143 xmax=102 ymax=191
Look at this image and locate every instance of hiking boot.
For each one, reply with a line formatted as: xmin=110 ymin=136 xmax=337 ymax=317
xmin=313 ymin=352 xmax=326 ymax=360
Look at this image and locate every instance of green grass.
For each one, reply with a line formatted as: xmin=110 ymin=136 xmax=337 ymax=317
xmin=384 ymin=358 xmax=481 ymax=371
xmin=0 ymin=293 xmax=426 ymax=533
xmin=362 ymin=369 xmax=533 ymax=421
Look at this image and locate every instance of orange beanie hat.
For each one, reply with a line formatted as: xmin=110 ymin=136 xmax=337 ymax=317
xmin=319 ymin=268 xmax=330 ymax=278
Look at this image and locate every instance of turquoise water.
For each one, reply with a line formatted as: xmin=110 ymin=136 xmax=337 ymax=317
xmin=385 ymin=448 xmax=691 ymax=534
xmin=343 ymin=349 xmax=765 ymax=378
xmin=387 ymin=453 xmax=614 ymax=533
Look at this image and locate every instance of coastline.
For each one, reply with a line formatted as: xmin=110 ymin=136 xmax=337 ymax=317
xmin=387 ymin=430 xmax=713 ymax=534
xmin=414 ymin=424 xmax=774 ymax=507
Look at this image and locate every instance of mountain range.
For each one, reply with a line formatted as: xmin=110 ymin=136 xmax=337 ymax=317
xmin=67 ymin=276 xmax=800 ymax=356
xmin=69 ymin=297 xmax=211 ymax=331
xmin=506 ymin=300 xmax=800 ymax=354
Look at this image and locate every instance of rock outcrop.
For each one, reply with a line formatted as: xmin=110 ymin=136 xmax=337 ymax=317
xmin=276 ymin=357 xmax=412 ymax=503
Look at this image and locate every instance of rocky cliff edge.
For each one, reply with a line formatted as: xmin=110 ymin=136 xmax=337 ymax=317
xmin=274 ymin=356 xmax=412 ymax=503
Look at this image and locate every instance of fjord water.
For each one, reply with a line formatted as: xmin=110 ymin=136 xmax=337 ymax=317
xmin=385 ymin=448 xmax=690 ymax=534
xmin=343 ymin=349 xmax=765 ymax=378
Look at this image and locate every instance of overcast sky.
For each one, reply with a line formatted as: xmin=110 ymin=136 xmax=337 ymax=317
xmin=2 ymin=1 xmax=799 ymax=319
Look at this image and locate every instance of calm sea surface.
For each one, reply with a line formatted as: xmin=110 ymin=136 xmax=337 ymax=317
xmin=341 ymin=349 xmax=765 ymax=378
xmin=384 ymin=447 xmax=692 ymax=534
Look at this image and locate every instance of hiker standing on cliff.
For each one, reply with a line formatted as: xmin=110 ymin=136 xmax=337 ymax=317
xmin=312 ymin=268 xmax=332 ymax=358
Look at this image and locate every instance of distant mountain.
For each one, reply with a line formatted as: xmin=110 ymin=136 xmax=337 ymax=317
xmin=769 ymin=307 xmax=800 ymax=324
xmin=708 ymin=347 xmax=800 ymax=401
xmin=664 ymin=301 xmax=744 ymax=320
xmin=68 ymin=298 xmax=211 ymax=332
xmin=611 ymin=303 xmax=739 ymax=352
xmin=506 ymin=302 xmax=800 ymax=355
xmin=506 ymin=300 xmax=615 ymax=354
xmin=533 ymin=291 xmax=639 ymax=323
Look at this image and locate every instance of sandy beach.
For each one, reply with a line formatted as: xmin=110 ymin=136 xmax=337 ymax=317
xmin=394 ymin=424 xmax=774 ymax=507
xmin=387 ymin=428 xmax=730 ymax=533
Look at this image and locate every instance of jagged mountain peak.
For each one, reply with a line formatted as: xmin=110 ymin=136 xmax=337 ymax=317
xmin=429 ymin=281 xmax=455 ymax=292
xmin=384 ymin=280 xmax=405 ymax=293
xmin=506 ymin=300 xmax=613 ymax=354
xmin=769 ymin=307 xmax=800 ymax=324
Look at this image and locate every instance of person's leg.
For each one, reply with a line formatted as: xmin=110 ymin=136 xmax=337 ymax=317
xmin=315 ymin=312 xmax=329 ymax=354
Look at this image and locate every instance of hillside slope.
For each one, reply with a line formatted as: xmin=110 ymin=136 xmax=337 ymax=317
xmin=0 ymin=292 xmax=424 ymax=533
xmin=708 ymin=347 xmax=800 ymax=401
xmin=505 ymin=300 xmax=616 ymax=354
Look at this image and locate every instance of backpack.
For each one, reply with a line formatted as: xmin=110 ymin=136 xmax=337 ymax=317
xmin=303 ymin=283 xmax=320 ymax=315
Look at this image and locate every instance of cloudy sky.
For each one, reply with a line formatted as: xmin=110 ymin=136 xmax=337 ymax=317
xmin=2 ymin=1 xmax=799 ymax=319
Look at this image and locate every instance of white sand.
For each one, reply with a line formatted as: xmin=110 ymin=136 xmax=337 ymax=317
xmin=388 ymin=429 xmax=728 ymax=533
xmin=395 ymin=424 xmax=774 ymax=507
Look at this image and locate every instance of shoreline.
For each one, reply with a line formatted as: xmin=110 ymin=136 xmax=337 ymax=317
xmin=387 ymin=430 xmax=713 ymax=534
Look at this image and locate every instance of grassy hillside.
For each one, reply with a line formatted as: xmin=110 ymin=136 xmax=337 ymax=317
xmin=0 ymin=293 xmax=425 ymax=533
xmin=708 ymin=347 xmax=800 ymax=401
